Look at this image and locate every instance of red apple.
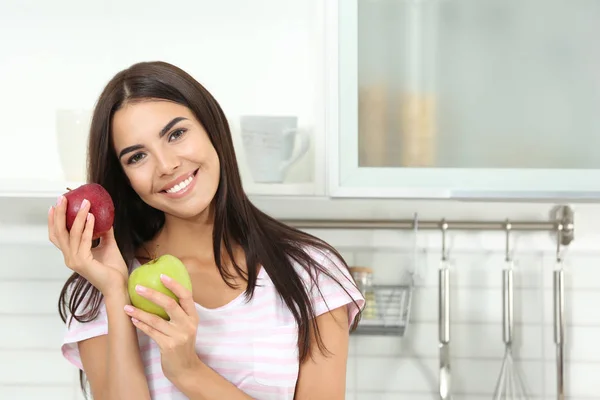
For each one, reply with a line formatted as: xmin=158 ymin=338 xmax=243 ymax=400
xmin=63 ymin=183 xmax=115 ymax=238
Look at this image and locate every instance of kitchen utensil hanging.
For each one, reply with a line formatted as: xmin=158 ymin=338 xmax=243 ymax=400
xmin=554 ymin=226 xmax=566 ymax=400
xmin=438 ymin=221 xmax=452 ymax=400
xmin=493 ymin=221 xmax=529 ymax=399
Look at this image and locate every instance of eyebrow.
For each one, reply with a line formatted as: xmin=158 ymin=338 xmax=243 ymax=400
xmin=118 ymin=116 xmax=189 ymax=160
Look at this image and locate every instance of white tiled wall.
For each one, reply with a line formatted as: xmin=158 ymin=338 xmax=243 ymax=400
xmin=2 ymin=221 xmax=600 ymax=399
xmin=314 ymin=225 xmax=600 ymax=400
xmin=0 ymin=242 xmax=85 ymax=400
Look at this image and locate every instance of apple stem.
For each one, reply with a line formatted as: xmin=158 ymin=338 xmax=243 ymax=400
xmin=66 ymin=187 xmax=72 ymax=191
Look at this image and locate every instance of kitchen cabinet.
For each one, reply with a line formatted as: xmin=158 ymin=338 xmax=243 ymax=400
xmin=327 ymin=0 xmax=600 ymax=200
xmin=4 ymin=0 xmax=600 ymax=202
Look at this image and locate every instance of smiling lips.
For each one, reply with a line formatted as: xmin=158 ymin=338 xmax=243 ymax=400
xmin=166 ymin=174 xmax=194 ymax=194
xmin=160 ymin=169 xmax=199 ymax=198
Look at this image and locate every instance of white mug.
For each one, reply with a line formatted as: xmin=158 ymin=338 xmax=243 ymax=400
xmin=55 ymin=109 xmax=92 ymax=182
xmin=240 ymin=115 xmax=310 ymax=183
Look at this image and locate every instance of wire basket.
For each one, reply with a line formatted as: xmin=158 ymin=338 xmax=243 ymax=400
xmin=353 ymin=282 xmax=414 ymax=336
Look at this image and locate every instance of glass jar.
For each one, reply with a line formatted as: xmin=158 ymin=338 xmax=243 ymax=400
xmin=349 ymin=266 xmax=378 ymax=319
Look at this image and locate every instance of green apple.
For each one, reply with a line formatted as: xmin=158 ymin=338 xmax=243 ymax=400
xmin=128 ymin=254 xmax=193 ymax=320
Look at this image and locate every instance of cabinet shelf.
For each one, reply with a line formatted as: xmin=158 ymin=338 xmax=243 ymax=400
xmin=0 ymin=179 xmax=321 ymax=199
xmin=0 ymin=179 xmax=81 ymax=199
xmin=352 ymin=284 xmax=413 ymax=337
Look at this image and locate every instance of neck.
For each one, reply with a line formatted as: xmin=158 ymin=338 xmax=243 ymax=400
xmin=136 ymin=205 xmax=246 ymax=279
xmin=156 ymin=207 xmax=216 ymax=262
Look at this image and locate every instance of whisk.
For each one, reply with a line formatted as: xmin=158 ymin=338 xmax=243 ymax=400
xmin=493 ymin=222 xmax=528 ymax=399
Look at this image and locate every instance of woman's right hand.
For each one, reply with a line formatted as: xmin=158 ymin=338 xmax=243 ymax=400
xmin=48 ymin=195 xmax=129 ymax=297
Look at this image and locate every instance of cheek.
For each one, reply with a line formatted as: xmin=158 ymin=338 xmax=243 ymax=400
xmin=200 ymin=141 xmax=220 ymax=168
xmin=185 ymin=140 xmax=219 ymax=170
xmin=125 ymin=168 xmax=154 ymax=194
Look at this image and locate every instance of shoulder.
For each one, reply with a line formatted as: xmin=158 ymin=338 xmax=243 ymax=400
xmin=292 ymin=244 xmax=353 ymax=288
xmin=292 ymin=244 xmax=365 ymax=327
xmin=292 ymin=244 xmax=343 ymax=273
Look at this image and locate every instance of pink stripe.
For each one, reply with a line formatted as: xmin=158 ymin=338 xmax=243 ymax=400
xmin=213 ymin=367 xmax=297 ymax=381
xmin=196 ymin=326 xmax=296 ymax=339
xmin=197 ymin=340 xmax=296 ymax=349
xmin=147 ymin=368 xmax=295 ymax=385
xmin=147 ymin=371 xmax=167 ymax=381
xmin=64 ymin=320 xmax=106 ymax=340
xmin=206 ymin=288 xmax=297 ymax=317
xmin=313 ymin=293 xmax=361 ymax=311
xmin=139 ymin=342 xmax=155 ymax=353
xmin=144 ymin=356 xmax=162 ymax=367
xmin=199 ymin=312 xmax=295 ymax=327
xmin=150 ymin=382 xmax=293 ymax=396
xmin=150 ymin=385 xmax=175 ymax=396
xmin=62 ymin=347 xmax=83 ymax=369
xmin=143 ymin=351 xmax=297 ymax=368
xmin=242 ymin=383 xmax=293 ymax=394
xmin=205 ymin=353 xmax=297 ymax=364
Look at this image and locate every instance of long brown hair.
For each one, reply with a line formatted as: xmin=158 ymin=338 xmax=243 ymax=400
xmin=58 ymin=61 xmax=361 ymax=393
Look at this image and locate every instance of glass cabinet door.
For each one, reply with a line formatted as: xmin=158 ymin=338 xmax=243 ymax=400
xmin=332 ymin=0 xmax=600 ymax=199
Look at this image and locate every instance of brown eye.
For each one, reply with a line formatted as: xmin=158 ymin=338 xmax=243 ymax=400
xmin=168 ymin=128 xmax=187 ymax=142
xmin=128 ymin=153 xmax=146 ymax=164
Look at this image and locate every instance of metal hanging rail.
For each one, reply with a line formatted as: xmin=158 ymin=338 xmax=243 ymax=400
xmin=283 ymin=205 xmax=575 ymax=246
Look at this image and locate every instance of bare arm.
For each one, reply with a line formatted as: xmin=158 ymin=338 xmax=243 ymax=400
xmin=294 ymin=305 xmax=350 ymax=399
xmin=50 ymin=197 xmax=152 ymax=399
xmin=78 ymin=287 xmax=151 ymax=400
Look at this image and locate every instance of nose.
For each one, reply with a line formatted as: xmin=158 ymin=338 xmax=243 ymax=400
xmin=155 ymin=149 xmax=181 ymax=176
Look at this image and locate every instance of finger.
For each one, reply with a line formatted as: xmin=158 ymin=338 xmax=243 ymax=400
xmin=125 ymin=304 xmax=175 ymax=336
xmin=78 ymin=212 xmax=94 ymax=255
xmin=160 ymin=274 xmax=197 ymax=317
xmin=53 ymin=196 xmax=71 ymax=255
xmin=47 ymin=206 xmax=60 ymax=249
xmin=134 ymin=285 xmax=188 ymax=322
xmin=104 ymin=227 xmax=116 ymax=242
xmin=69 ymin=199 xmax=91 ymax=254
xmin=130 ymin=317 xmax=168 ymax=344
xmin=98 ymin=227 xmax=115 ymax=245
xmin=91 ymin=227 xmax=114 ymax=255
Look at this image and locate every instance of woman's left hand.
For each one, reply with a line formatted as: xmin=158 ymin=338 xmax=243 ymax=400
xmin=124 ymin=274 xmax=200 ymax=385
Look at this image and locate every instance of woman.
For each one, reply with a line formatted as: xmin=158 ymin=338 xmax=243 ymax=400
xmin=49 ymin=61 xmax=364 ymax=400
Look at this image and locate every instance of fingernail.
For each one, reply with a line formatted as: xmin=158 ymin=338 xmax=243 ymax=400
xmin=81 ymin=199 xmax=89 ymax=208
xmin=56 ymin=196 xmax=63 ymax=206
xmin=135 ymin=285 xmax=146 ymax=293
xmin=87 ymin=213 xmax=92 ymax=221
xmin=124 ymin=305 xmax=134 ymax=313
xmin=160 ymin=274 xmax=171 ymax=282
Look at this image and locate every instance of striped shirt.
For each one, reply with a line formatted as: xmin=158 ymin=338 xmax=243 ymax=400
xmin=61 ymin=248 xmax=365 ymax=399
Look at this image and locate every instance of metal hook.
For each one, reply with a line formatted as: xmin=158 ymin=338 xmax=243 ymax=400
xmin=441 ymin=219 xmax=448 ymax=262
xmin=556 ymin=223 xmax=564 ymax=264
xmin=505 ymin=219 xmax=512 ymax=263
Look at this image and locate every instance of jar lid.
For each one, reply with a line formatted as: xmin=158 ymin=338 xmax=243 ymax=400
xmin=349 ymin=266 xmax=373 ymax=274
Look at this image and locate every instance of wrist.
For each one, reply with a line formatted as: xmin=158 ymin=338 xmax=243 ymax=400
xmin=174 ymin=357 xmax=205 ymax=397
xmin=103 ymin=284 xmax=130 ymax=305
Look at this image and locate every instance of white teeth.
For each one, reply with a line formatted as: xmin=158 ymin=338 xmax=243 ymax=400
xmin=166 ymin=175 xmax=194 ymax=194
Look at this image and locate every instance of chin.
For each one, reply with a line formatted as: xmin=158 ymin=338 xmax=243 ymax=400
xmin=159 ymin=197 xmax=215 ymax=222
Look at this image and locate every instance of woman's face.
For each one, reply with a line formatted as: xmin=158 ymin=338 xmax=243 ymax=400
xmin=111 ymin=99 xmax=220 ymax=220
